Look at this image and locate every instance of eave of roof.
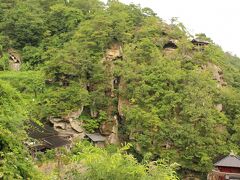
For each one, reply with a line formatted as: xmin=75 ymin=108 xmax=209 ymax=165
xmin=214 ymin=155 xmax=240 ymax=168
xmin=191 ymin=39 xmax=210 ymax=44
xmin=86 ymin=133 xmax=106 ymax=142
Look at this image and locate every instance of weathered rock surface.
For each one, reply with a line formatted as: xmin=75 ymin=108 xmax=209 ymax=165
xmin=118 ymin=78 xmax=130 ymax=117
xmin=83 ymin=42 xmax=124 ymax=145
xmin=70 ymin=120 xmax=84 ymax=133
xmin=49 ymin=108 xmax=85 ymax=140
xmin=8 ymin=48 xmax=21 ymax=71
xmin=99 ymin=114 xmax=119 ymax=145
xmin=103 ymin=43 xmax=123 ymax=98
xmin=202 ymin=62 xmax=227 ymax=87
xmin=100 ymin=120 xmax=115 ymax=136
xmin=105 ymin=43 xmax=123 ymax=61
xmin=107 ymin=115 xmax=119 ymax=144
xmin=64 ymin=106 xmax=84 ymax=120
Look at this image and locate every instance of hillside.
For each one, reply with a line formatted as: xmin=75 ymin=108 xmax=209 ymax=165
xmin=0 ymin=0 xmax=240 ymax=179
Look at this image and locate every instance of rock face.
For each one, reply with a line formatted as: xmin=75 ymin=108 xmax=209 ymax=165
xmin=64 ymin=107 xmax=84 ymax=120
xmin=99 ymin=115 xmax=119 ymax=144
xmin=48 ymin=43 xmax=124 ymax=146
xmin=105 ymin=43 xmax=123 ymax=61
xmin=100 ymin=120 xmax=115 ymax=136
xmin=163 ymin=39 xmax=178 ymax=57
xmin=107 ymin=115 xmax=119 ymax=144
xmin=118 ymin=78 xmax=129 ymax=117
xmin=8 ymin=48 xmax=21 ymax=71
xmin=200 ymin=62 xmax=226 ymax=113
xmin=49 ymin=107 xmax=85 ymax=140
xmin=103 ymin=42 xmax=123 ymax=97
xmin=163 ymin=47 xmax=176 ymax=55
xmin=203 ymin=62 xmax=227 ymax=88
xmin=163 ymin=39 xmax=178 ymax=49
xmin=100 ymin=42 xmax=123 ymax=144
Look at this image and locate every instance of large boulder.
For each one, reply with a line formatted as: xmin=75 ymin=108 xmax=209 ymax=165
xmin=49 ymin=108 xmax=85 ymax=140
xmin=69 ymin=120 xmax=84 ymax=133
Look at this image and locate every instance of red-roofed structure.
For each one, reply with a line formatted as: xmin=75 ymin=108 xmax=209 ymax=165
xmin=208 ymin=153 xmax=240 ymax=180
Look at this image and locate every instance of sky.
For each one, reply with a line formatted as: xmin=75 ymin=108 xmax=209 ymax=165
xmin=102 ymin=0 xmax=240 ymax=57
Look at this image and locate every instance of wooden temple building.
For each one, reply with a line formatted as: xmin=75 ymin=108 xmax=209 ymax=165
xmin=191 ymin=39 xmax=210 ymax=51
xmin=208 ymin=153 xmax=240 ymax=180
xmin=191 ymin=39 xmax=210 ymax=46
xmin=27 ymin=121 xmax=107 ymax=153
xmin=27 ymin=121 xmax=71 ymax=152
xmin=85 ymin=133 xmax=106 ymax=148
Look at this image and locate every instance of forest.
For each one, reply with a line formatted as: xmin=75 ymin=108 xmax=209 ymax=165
xmin=0 ymin=0 xmax=240 ymax=179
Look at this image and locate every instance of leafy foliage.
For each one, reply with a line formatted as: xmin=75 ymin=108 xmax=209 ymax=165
xmin=0 ymin=80 xmax=42 ymax=179
xmin=0 ymin=1 xmax=45 ymax=48
xmin=65 ymin=142 xmax=179 ymax=180
xmin=0 ymin=0 xmax=240 ymax=179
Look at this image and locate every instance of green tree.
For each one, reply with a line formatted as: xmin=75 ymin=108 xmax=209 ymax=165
xmin=0 ymin=80 xmax=42 ymax=179
xmin=47 ymin=4 xmax=83 ymax=35
xmin=0 ymin=1 xmax=45 ymax=48
xmin=64 ymin=142 xmax=179 ymax=180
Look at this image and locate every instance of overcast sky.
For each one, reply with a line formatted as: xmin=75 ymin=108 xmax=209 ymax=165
xmin=102 ymin=0 xmax=240 ymax=57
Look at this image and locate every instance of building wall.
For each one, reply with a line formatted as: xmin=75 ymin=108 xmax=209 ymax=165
xmin=218 ymin=166 xmax=240 ymax=173
xmin=95 ymin=142 xmax=105 ymax=148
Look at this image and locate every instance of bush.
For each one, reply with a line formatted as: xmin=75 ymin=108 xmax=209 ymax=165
xmin=64 ymin=142 xmax=179 ymax=180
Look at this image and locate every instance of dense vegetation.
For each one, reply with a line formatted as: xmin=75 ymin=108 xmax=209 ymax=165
xmin=0 ymin=0 xmax=240 ymax=179
xmin=35 ymin=142 xmax=178 ymax=179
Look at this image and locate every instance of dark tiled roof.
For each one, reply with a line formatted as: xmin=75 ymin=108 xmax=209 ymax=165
xmin=28 ymin=121 xmax=70 ymax=149
xmin=86 ymin=133 xmax=106 ymax=142
xmin=214 ymin=155 xmax=240 ymax=168
xmin=28 ymin=121 xmax=57 ymax=139
xmin=191 ymin=39 xmax=210 ymax=45
xmin=43 ymin=136 xmax=70 ymax=148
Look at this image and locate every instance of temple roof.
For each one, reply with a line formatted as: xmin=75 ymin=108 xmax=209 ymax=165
xmin=214 ymin=154 xmax=240 ymax=168
xmin=86 ymin=133 xmax=106 ymax=142
xmin=28 ymin=121 xmax=70 ymax=149
xmin=191 ymin=39 xmax=210 ymax=45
